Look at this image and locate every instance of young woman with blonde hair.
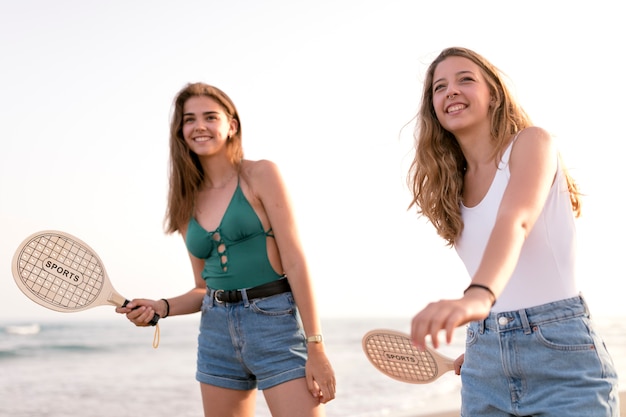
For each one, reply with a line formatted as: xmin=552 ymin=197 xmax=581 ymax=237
xmin=408 ymin=47 xmax=618 ymax=416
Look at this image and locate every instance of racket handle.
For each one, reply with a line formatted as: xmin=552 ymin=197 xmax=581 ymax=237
xmin=121 ymin=299 xmax=160 ymax=326
xmin=148 ymin=313 xmax=160 ymax=327
xmin=121 ymin=299 xmax=146 ymax=311
xmin=121 ymin=300 xmax=147 ymax=311
xmin=120 ymin=299 xmax=140 ymax=311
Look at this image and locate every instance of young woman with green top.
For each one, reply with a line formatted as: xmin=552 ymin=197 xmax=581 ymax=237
xmin=117 ymin=83 xmax=335 ymax=417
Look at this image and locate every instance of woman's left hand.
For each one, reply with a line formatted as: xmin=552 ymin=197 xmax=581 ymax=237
xmin=305 ymin=346 xmax=336 ymax=403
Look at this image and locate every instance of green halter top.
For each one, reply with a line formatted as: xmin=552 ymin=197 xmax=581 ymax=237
xmin=186 ymin=181 xmax=283 ymax=290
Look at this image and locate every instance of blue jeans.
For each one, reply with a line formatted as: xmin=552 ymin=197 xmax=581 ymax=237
xmin=196 ymin=289 xmax=307 ymax=390
xmin=461 ymin=295 xmax=619 ymax=417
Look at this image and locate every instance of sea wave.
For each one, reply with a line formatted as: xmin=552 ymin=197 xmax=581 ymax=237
xmin=0 ymin=316 xmax=623 ymax=417
xmin=0 ymin=343 xmax=106 ymax=359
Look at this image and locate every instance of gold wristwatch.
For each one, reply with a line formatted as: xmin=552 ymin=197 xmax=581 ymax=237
xmin=306 ymin=334 xmax=323 ymax=343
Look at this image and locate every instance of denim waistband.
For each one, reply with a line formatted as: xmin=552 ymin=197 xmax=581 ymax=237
xmin=477 ymin=294 xmax=589 ymax=334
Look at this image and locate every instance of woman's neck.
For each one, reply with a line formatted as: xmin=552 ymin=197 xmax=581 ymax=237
xmin=204 ymin=169 xmax=237 ymax=189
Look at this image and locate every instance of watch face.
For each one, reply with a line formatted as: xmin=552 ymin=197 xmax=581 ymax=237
xmin=307 ymin=335 xmax=323 ymax=343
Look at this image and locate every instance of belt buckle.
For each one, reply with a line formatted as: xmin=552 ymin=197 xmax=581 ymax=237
xmin=214 ymin=289 xmax=224 ymax=304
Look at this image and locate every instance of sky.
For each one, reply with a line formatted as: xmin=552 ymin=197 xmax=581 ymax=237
xmin=1 ymin=0 xmax=624 ymax=324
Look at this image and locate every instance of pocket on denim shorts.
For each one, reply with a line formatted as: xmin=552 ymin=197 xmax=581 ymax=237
xmin=465 ymin=324 xmax=479 ymax=348
xmin=201 ymin=293 xmax=211 ymax=312
xmin=250 ymin=292 xmax=295 ymax=316
xmin=533 ymin=316 xmax=595 ymax=351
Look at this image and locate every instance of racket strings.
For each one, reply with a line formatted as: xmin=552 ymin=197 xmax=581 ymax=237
xmin=365 ymin=334 xmax=438 ymax=382
xmin=17 ymin=235 xmax=104 ymax=310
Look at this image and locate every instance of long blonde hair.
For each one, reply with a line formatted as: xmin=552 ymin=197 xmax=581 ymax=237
xmin=407 ymin=47 xmax=581 ymax=246
xmin=164 ymin=83 xmax=244 ymax=234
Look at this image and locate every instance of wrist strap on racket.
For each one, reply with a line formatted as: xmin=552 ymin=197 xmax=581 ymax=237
xmin=149 ymin=313 xmax=160 ymax=349
xmin=152 ymin=323 xmax=160 ymax=349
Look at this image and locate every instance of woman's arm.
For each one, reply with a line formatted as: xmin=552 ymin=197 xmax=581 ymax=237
xmin=250 ymin=159 xmax=336 ymax=402
xmin=468 ymin=126 xmax=557 ymax=301
xmin=411 ymin=127 xmax=558 ymax=348
xmin=115 ymin=232 xmax=206 ymax=325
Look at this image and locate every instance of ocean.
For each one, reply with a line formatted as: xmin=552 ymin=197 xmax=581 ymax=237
xmin=1 ymin=315 xmax=624 ymax=417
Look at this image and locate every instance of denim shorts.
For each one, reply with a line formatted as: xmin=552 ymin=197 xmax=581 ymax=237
xmin=196 ymin=289 xmax=307 ymax=390
xmin=461 ymin=295 xmax=620 ymax=417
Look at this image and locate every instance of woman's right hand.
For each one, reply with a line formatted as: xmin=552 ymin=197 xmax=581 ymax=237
xmin=454 ymin=353 xmax=464 ymax=375
xmin=410 ymin=295 xmax=491 ymax=349
xmin=115 ymin=299 xmax=159 ymax=327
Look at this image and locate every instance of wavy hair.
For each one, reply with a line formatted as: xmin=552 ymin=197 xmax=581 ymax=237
xmin=164 ymin=83 xmax=243 ymax=234
xmin=407 ymin=47 xmax=581 ymax=246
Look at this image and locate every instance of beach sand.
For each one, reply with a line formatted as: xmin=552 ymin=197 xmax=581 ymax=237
xmin=416 ymin=390 xmax=625 ymax=417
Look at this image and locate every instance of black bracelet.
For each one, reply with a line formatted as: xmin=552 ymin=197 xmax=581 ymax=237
xmin=464 ymin=284 xmax=496 ymax=306
xmin=161 ymin=298 xmax=170 ymax=319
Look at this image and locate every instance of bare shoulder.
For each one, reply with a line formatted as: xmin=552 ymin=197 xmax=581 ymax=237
xmin=241 ymin=159 xmax=281 ymax=181
xmin=240 ymin=159 xmax=284 ymax=196
xmin=513 ymin=126 xmax=555 ymax=152
xmin=511 ymin=126 xmax=557 ymax=166
xmin=515 ymin=126 xmax=553 ymax=145
xmin=242 ymin=159 xmax=279 ymax=174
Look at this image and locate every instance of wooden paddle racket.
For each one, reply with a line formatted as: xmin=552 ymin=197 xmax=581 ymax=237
xmin=11 ymin=230 xmax=132 ymax=312
xmin=362 ymin=329 xmax=456 ymax=384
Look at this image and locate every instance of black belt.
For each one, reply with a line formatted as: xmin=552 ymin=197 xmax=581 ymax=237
xmin=212 ymin=278 xmax=291 ymax=303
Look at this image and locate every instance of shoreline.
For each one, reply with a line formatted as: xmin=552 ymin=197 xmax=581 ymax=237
xmin=412 ymin=390 xmax=625 ymax=417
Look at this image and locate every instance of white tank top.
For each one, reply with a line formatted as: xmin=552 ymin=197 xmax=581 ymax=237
xmin=455 ymin=138 xmax=579 ymax=312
